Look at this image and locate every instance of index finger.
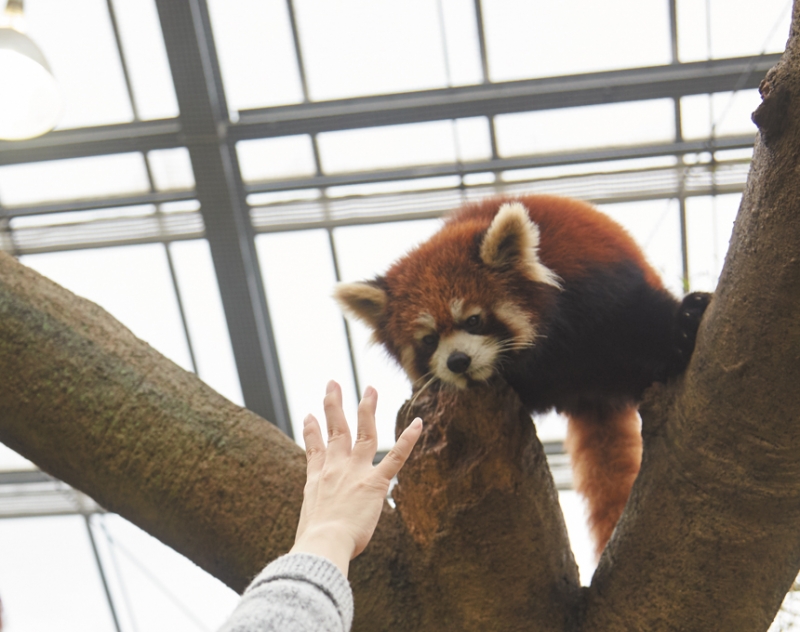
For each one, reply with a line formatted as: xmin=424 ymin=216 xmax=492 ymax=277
xmin=374 ymin=417 xmax=423 ymax=481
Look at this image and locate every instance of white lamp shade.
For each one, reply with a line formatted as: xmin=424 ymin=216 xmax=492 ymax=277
xmin=0 ymin=26 xmax=62 ymax=141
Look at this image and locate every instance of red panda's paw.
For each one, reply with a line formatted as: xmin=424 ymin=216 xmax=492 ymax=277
xmin=669 ymin=291 xmax=712 ymax=376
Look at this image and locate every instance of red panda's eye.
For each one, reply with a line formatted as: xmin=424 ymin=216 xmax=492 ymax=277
xmin=421 ymin=334 xmax=438 ymax=348
xmin=465 ymin=314 xmax=482 ymax=330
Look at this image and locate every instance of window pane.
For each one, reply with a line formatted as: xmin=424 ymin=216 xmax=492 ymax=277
xmin=20 ymin=245 xmax=194 ymax=372
xmin=482 ymin=0 xmax=670 ymax=82
xmin=680 ymin=90 xmax=760 ymax=140
xmin=495 ymin=100 xmax=675 ymax=157
xmin=0 ymin=517 xmax=117 ymax=632
xmin=318 ymin=121 xmax=464 ymax=174
xmin=109 ymin=0 xmax=179 ymax=119
xmin=0 ymin=442 xmax=35 ymax=471
xmin=237 ymin=136 xmax=317 ymax=183
xmin=256 ymin=230 xmax=357 ymax=440
xmin=333 ymin=220 xmax=442 ymax=449
xmin=677 ymin=0 xmax=792 ymax=61
xmin=148 ymin=148 xmax=196 ymax=192
xmin=206 ymin=0 xmax=304 ymax=113
xmin=169 ymin=240 xmax=244 ymax=405
xmin=25 ymin=0 xmax=133 ymax=129
xmin=294 ymin=0 xmax=448 ymax=100
xmin=599 ymin=198 xmax=684 ymax=296
xmin=686 ymin=194 xmax=740 ymax=292
xmin=0 ymin=154 xmax=149 ymax=207
xmin=439 ymin=0 xmax=483 ymax=86
xmin=93 ymin=514 xmax=239 ymax=632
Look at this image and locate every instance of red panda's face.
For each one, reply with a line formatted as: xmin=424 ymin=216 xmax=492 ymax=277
xmin=334 ymin=201 xmax=561 ymax=390
xmin=388 ymin=294 xmax=541 ymax=388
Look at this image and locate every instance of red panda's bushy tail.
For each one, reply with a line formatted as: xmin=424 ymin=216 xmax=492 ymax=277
xmin=564 ymin=404 xmax=642 ymax=560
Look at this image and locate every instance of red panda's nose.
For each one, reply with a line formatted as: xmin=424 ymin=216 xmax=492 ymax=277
xmin=447 ymin=351 xmax=471 ymax=374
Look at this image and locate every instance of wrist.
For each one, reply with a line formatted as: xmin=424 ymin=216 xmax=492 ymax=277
xmin=290 ymin=526 xmax=355 ymax=578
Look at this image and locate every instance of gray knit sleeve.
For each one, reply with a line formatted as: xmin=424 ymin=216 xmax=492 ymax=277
xmin=217 ymin=553 xmax=354 ymax=632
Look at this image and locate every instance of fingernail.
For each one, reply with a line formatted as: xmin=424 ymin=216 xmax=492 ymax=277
xmin=411 ymin=417 xmax=423 ymax=429
xmin=304 ymin=414 xmax=314 ymax=426
xmin=326 ymin=380 xmax=337 ymax=394
xmin=363 ymin=385 xmax=375 ymax=398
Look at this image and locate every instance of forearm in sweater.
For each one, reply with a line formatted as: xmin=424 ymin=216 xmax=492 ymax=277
xmin=217 ymin=553 xmax=354 ymax=632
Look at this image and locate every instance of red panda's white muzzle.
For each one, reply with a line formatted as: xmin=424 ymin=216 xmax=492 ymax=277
xmin=431 ymin=331 xmax=501 ymax=387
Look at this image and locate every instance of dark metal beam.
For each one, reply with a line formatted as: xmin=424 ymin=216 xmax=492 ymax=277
xmin=154 ymin=0 xmax=292 ymax=435
xmin=245 ymin=133 xmax=755 ymax=194
xmin=0 ymin=119 xmax=182 ymax=166
xmin=233 ymin=54 xmax=779 ymax=138
xmin=1 ymin=190 xmax=195 ymax=218
xmin=0 ymin=55 xmax=775 ymax=168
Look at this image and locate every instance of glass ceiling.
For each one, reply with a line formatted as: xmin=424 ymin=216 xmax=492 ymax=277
xmin=0 ymin=0 xmax=797 ymax=630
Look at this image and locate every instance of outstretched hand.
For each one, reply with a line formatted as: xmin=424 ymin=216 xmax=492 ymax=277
xmin=290 ymin=380 xmax=423 ymax=577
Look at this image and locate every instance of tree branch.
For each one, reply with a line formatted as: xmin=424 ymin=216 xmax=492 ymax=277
xmin=583 ymin=3 xmax=800 ymax=629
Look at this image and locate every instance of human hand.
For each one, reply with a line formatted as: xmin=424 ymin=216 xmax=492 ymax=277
xmin=290 ymin=381 xmax=423 ymax=578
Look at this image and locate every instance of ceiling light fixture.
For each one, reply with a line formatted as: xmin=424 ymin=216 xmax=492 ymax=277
xmin=0 ymin=0 xmax=62 ymax=141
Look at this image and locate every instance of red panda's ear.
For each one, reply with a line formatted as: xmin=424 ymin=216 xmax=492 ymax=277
xmin=479 ymin=202 xmax=561 ymax=288
xmin=333 ymin=281 xmax=388 ymax=331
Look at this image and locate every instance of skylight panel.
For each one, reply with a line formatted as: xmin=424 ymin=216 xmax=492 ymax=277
xmin=495 ymin=99 xmax=675 ymax=157
xmin=95 ymin=515 xmax=240 ymax=631
xmin=680 ymin=90 xmax=760 ymax=140
xmin=206 ymin=0 xmax=304 ymax=114
xmin=438 ymin=0 xmax=484 ymax=85
xmin=677 ymin=0 xmax=792 ymax=61
xmin=481 ymin=0 xmax=670 ymax=82
xmin=147 ymin=148 xmax=196 ymax=192
xmin=108 ymin=0 xmax=179 ymax=120
xmin=256 ymin=230 xmax=357 ymax=440
xmin=0 ymin=517 xmax=120 ymax=632
xmin=21 ymin=245 xmax=194 ymax=372
xmin=599 ymin=199 xmax=683 ymax=296
xmin=686 ymin=194 xmax=740 ymax=292
xmin=293 ymin=0 xmax=449 ymax=100
xmin=0 ymin=154 xmax=149 ymax=207
xmin=0 ymin=442 xmax=35 ymax=471
xmin=169 ymin=240 xmax=244 ymax=406
xmin=24 ymin=0 xmax=133 ymax=129
xmin=453 ymin=117 xmax=493 ymax=161
xmin=237 ymin=136 xmax=317 ymax=183
xmin=318 ymin=120 xmax=467 ymax=174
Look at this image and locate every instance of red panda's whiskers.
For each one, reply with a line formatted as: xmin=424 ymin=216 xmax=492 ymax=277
xmin=406 ymin=373 xmax=439 ymax=425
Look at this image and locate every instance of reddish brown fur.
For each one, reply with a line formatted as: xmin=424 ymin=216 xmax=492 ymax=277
xmin=564 ymin=405 xmax=642 ymax=559
xmin=451 ymin=194 xmax=665 ymax=289
xmin=379 ymin=211 xmax=554 ymax=368
xmin=344 ymin=194 xmax=687 ymax=556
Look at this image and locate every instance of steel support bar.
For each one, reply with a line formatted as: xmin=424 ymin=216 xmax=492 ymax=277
xmin=0 ymin=119 xmax=182 ymax=166
xmin=246 ymin=134 xmax=756 ymax=194
xmin=154 ymin=0 xmax=292 ymax=435
xmin=233 ymin=54 xmax=779 ymax=138
xmin=0 ymin=55 xmax=776 ymax=168
xmin=1 ymin=190 xmax=196 ymax=218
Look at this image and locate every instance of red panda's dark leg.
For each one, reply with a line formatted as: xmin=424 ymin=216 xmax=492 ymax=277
xmin=563 ymin=404 xmax=642 ymax=560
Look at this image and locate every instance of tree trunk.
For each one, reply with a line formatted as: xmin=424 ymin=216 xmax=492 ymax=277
xmin=2 ymin=4 xmax=800 ymax=630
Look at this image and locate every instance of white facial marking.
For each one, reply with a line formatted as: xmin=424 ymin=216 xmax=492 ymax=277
xmin=450 ymin=299 xmax=464 ymax=321
xmin=494 ymin=302 xmax=536 ymax=349
xmin=430 ymin=331 xmax=501 ymax=388
xmin=414 ymin=311 xmax=436 ymax=334
xmin=400 ymin=345 xmax=420 ymax=380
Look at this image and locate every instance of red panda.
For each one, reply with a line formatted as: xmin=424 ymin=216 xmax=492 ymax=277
xmin=334 ymin=194 xmax=710 ymax=558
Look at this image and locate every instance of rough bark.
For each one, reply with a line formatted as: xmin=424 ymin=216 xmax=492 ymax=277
xmin=0 ymin=4 xmax=799 ymax=631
